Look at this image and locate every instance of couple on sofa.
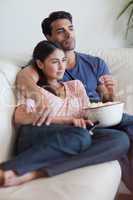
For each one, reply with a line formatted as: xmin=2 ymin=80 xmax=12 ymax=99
xmin=0 ymin=11 xmax=133 ymax=195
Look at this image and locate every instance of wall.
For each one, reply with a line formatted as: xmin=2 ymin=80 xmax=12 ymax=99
xmin=0 ymin=0 xmax=128 ymax=62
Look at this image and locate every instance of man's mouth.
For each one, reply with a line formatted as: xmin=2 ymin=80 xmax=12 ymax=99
xmin=64 ymin=38 xmax=73 ymax=44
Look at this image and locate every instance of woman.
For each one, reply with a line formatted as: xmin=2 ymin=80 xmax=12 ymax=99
xmin=0 ymin=41 xmax=94 ymax=186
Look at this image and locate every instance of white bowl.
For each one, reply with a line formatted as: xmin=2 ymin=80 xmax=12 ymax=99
xmin=84 ymin=102 xmax=124 ymax=127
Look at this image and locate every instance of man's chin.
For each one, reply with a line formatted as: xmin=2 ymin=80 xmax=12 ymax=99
xmin=63 ymin=46 xmax=75 ymax=51
xmin=62 ymin=41 xmax=75 ymax=51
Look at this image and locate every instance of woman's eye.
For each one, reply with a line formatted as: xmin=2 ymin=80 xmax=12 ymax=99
xmin=52 ymin=61 xmax=58 ymax=64
xmin=62 ymin=58 xmax=67 ymax=62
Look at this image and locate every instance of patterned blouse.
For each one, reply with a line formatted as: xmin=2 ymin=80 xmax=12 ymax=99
xmin=39 ymin=80 xmax=90 ymax=118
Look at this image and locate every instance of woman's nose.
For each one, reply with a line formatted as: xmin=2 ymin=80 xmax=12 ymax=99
xmin=59 ymin=61 xmax=65 ymax=69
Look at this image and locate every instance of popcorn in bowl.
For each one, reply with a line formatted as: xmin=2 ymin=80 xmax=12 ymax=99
xmin=88 ymin=101 xmax=122 ymax=109
xmin=84 ymin=101 xmax=124 ymax=127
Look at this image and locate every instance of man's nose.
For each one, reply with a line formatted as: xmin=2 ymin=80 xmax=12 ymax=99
xmin=65 ymin=30 xmax=71 ymax=38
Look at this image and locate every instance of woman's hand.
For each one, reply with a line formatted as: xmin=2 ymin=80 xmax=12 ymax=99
xmin=70 ymin=118 xmax=94 ymax=129
xmin=25 ymin=98 xmax=56 ymax=126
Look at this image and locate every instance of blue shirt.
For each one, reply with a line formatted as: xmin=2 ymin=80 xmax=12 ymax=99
xmin=63 ymin=52 xmax=110 ymax=102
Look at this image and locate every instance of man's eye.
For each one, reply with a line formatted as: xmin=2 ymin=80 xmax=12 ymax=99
xmin=57 ymin=30 xmax=64 ymax=33
xmin=69 ymin=26 xmax=74 ymax=31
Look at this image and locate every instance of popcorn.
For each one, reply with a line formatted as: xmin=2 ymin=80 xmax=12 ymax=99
xmin=89 ymin=101 xmax=120 ymax=108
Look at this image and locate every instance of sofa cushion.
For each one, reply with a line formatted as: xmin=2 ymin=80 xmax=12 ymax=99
xmin=0 ymin=161 xmax=121 ymax=200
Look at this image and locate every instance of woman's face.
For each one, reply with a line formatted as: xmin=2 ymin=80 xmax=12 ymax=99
xmin=39 ymin=49 xmax=67 ymax=80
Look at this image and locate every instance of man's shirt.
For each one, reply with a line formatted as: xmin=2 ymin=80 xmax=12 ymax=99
xmin=63 ymin=52 xmax=110 ymax=102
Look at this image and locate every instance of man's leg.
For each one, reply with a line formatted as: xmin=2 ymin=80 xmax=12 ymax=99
xmin=115 ymin=113 xmax=133 ymax=193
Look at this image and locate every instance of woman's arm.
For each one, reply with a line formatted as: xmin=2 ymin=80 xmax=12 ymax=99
xmin=14 ymin=105 xmax=93 ymax=128
xmin=14 ymin=105 xmax=36 ymax=125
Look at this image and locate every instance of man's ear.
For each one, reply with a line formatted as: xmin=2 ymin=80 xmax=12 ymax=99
xmin=46 ymin=34 xmax=52 ymax=42
xmin=36 ymin=60 xmax=43 ymax=70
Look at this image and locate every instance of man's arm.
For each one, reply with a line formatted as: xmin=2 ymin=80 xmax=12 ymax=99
xmin=95 ymin=58 xmax=117 ymax=102
xmin=16 ymin=66 xmax=40 ymax=98
xmin=16 ymin=66 xmax=51 ymax=125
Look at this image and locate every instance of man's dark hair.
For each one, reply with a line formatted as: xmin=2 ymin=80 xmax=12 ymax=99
xmin=41 ymin=11 xmax=72 ymax=37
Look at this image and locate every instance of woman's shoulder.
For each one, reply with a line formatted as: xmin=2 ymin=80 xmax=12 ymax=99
xmin=64 ymin=80 xmax=83 ymax=87
xmin=64 ymin=80 xmax=84 ymax=94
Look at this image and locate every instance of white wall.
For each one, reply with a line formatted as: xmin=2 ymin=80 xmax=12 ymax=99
xmin=0 ymin=0 xmax=128 ymax=62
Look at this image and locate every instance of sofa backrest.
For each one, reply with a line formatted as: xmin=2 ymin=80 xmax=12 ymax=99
xmin=0 ymin=60 xmax=20 ymax=162
xmin=0 ymin=48 xmax=133 ymax=162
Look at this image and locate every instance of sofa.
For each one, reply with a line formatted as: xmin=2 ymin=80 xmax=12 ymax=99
xmin=0 ymin=48 xmax=132 ymax=200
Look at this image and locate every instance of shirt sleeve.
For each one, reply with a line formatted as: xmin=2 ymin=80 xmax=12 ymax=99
xmin=96 ymin=57 xmax=111 ymax=85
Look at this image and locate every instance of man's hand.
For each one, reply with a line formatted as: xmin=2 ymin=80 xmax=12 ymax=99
xmin=98 ymin=75 xmax=117 ymax=102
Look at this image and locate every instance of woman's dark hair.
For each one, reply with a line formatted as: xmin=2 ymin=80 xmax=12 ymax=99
xmin=41 ymin=11 xmax=72 ymax=36
xmin=31 ymin=40 xmax=64 ymax=95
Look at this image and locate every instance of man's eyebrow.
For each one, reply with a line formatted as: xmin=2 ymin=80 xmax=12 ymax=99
xmin=69 ymin=25 xmax=73 ymax=28
xmin=55 ymin=25 xmax=74 ymax=31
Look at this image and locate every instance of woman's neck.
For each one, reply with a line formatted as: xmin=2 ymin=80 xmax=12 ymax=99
xmin=47 ymin=79 xmax=61 ymax=88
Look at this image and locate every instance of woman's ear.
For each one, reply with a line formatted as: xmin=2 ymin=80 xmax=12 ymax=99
xmin=36 ymin=60 xmax=44 ymax=70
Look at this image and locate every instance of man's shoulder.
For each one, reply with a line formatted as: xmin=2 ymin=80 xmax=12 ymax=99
xmin=76 ymin=52 xmax=104 ymax=63
xmin=76 ymin=52 xmax=107 ymax=70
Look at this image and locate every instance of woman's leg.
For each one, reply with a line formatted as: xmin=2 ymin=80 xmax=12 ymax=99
xmin=0 ymin=125 xmax=91 ymax=186
xmin=45 ymin=129 xmax=129 ymax=176
xmin=0 ymin=169 xmax=46 ymax=187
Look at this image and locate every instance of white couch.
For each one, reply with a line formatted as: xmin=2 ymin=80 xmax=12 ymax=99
xmin=0 ymin=48 xmax=133 ymax=200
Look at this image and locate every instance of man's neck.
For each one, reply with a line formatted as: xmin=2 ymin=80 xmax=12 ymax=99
xmin=65 ymin=50 xmax=76 ymax=70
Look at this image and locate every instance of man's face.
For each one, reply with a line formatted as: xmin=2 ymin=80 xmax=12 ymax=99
xmin=47 ymin=19 xmax=76 ymax=51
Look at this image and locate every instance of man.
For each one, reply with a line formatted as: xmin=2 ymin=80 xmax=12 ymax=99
xmin=16 ymin=11 xmax=133 ymax=197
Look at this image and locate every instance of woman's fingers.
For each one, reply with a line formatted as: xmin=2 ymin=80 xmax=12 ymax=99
xmin=80 ymin=118 xmax=86 ymax=128
xmin=85 ymin=119 xmax=94 ymax=126
xmin=32 ymin=107 xmax=50 ymax=126
xmin=25 ymin=99 xmax=36 ymax=113
xmin=72 ymin=118 xmax=87 ymax=128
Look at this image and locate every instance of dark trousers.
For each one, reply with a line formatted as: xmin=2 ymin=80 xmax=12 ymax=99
xmin=1 ymin=123 xmax=129 ymax=177
xmin=113 ymin=113 xmax=133 ymax=193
